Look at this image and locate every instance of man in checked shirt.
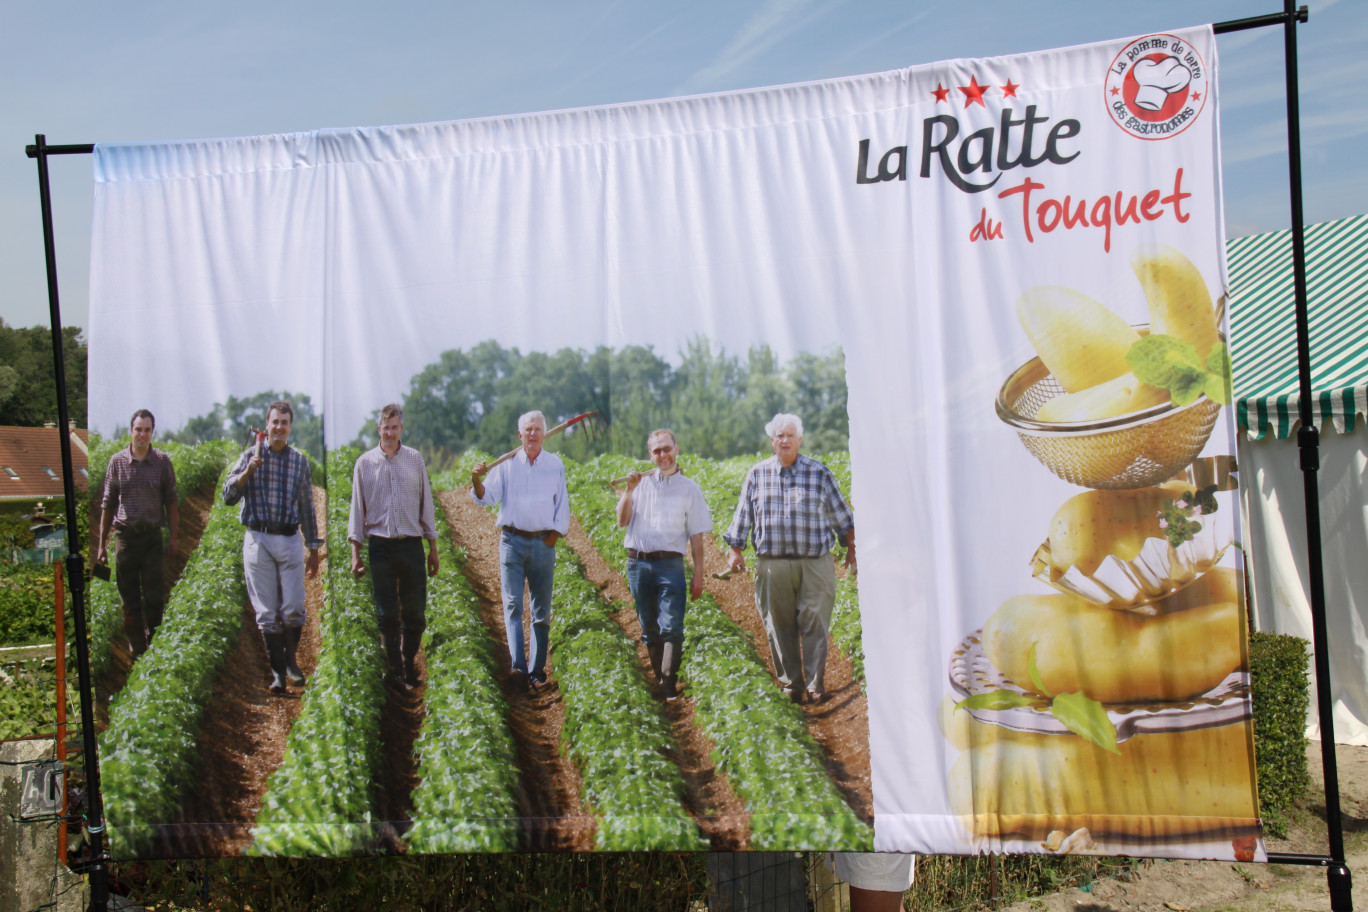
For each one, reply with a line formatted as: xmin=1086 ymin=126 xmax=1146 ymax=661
xmin=348 ymin=403 xmax=439 ymax=690
xmin=223 ymin=400 xmax=322 ymax=695
xmin=724 ymin=413 xmax=855 ymax=704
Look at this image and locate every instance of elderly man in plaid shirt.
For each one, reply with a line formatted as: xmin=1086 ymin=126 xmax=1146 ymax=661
xmin=223 ymin=400 xmax=322 ymax=695
xmin=348 ymin=403 xmax=439 ymax=690
xmin=724 ymin=412 xmax=855 ymax=704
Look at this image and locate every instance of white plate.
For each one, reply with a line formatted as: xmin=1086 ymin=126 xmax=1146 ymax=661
xmin=948 ymin=629 xmax=1251 ymax=742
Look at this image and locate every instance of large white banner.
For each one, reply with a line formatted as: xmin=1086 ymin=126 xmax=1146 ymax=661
xmin=89 ymin=26 xmax=1261 ymax=861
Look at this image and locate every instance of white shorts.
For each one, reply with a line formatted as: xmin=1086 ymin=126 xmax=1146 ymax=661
xmin=826 ymin=852 xmax=916 ymax=892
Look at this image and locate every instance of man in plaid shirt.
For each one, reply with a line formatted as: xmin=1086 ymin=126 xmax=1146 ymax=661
xmin=724 ymin=413 xmax=855 ymax=704
xmin=96 ymin=409 xmax=179 ymax=657
xmin=348 ymin=403 xmax=439 ymax=690
xmin=223 ymin=400 xmax=322 ymax=695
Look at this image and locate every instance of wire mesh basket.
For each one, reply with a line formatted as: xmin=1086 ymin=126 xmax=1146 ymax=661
xmin=995 ymin=342 xmax=1222 ymax=490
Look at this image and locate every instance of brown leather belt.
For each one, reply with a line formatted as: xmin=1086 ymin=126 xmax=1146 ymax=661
xmin=503 ymin=526 xmax=551 ymax=539
xmin=248 ymin=521 xmax=299 ymax=536
xmin=627 ymin=549 xmax=683 ymax=561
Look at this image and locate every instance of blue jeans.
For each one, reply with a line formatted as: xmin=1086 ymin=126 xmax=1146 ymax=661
xmin=627 ymin=555 xmax=687 ymax=646
xmin=499 ymin=531 xmax=556 ymax=677
xmin=368 ymin=536 xmax=427 ymax=634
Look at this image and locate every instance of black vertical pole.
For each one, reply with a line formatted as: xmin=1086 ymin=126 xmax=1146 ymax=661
xmin=1277 ymin=1 xmax=1353 ymax=907
xmin=30 ymin=133 xmax=110 ymax=912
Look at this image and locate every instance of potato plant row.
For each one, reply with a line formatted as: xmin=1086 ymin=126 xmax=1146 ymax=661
xmin=405 ymin=505 xmax=522 ymax=853
xmin=552 ymin=546 xmax=708 ymax=850
xmin=249 ymin=446 xmax=384 ymax=857
xmin=566 ymin=455 xmax=871 ymax=850
xmin=818 ymin=451 xmax=865 ymax=685
xmin=97 ymin=463 xmax=247 ymax=858
xmin=449 ymin=452 xmax=704 ymax=850
xmin=86 ymin=438 xmax=238 ymax=680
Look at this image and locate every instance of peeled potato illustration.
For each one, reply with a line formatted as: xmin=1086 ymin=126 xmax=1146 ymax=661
xmin=946 ymin=717 xmax=1258 ymax=840
xmin=1032 ymin=371 xmax=1169 ymax=423
xmin=1131 ymin=243 xmax=1219 ymax=358
xmin=1044 ymin=483 xmax=1189 ymax=575
xmin=1017 ymin=286 xmax=1141 ymax=394
xmin=980 ymin=568 xmax=1242 ymax=703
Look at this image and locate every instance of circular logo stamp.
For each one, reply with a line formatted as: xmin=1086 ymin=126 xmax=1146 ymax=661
xmin=1105 ymin=34 xmax=1208 ymax=140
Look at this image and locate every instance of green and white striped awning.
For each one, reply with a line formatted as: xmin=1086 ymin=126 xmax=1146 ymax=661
xmin=1227 ymin=213 xmax=1368 ymax=440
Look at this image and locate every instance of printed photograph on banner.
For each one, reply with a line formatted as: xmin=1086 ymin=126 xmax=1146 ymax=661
xmin=82 ymin=23 xmax=1263 ymax=863
xmin=837 ymin=24 xmax=1262 ymax=862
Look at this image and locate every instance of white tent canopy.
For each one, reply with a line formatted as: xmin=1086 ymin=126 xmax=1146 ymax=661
xmin=1229 ymin=213 xmax=1368 ymax=745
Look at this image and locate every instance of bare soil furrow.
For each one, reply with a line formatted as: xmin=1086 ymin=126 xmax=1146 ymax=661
xmin=437 ymin=489 xmax=594 ymax=852
xmin=564 ymin=519 xmax=751 ymax=850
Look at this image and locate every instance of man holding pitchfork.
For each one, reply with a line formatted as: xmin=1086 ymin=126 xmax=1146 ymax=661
xmin=224 ymin=400 xmax=322 ymax=695
xmin=470 ymin=409 xmax=570 ymax=692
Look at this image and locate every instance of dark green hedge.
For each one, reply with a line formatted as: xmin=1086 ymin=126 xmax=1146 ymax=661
xmin=1249 ymin=630 xmax=1312 ymax=838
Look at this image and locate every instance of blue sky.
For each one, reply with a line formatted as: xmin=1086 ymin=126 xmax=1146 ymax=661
xmin=2 ymin=0 xmax=1363 ymax=331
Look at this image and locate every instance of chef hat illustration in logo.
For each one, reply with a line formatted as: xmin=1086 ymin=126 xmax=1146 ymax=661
xmin=1131 ymin=56 xmax=1193 ymax=111
xmin=1105 ymin=34 xmax=1209 ymax=140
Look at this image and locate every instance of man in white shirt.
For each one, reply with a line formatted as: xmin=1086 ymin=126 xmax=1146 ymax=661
xmin=348 ymin=403 xmax=439 ymax=690
xmin=616 ymin=429 xmax=711 ymax=700
xmin=470 ymin=410 xmax=569 ymax=691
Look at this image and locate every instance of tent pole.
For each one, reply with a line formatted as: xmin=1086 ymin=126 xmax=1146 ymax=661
xmin=26 ymin=133 xmax=109 ymax=912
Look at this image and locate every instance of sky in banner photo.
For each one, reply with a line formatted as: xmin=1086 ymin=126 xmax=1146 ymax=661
xmin=2 ymin=0 xmax=1365 ymax=337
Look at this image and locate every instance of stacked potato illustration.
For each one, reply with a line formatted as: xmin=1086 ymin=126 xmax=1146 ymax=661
xmin=945 ymin=246 xmax=1258 ymax=852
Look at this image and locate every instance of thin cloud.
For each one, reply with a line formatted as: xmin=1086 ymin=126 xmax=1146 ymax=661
xmin=675 ymin=0 xmax=843 ymax=95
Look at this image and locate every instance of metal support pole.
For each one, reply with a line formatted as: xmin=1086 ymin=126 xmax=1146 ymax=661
xmin=29 ymin=132 xmax=109 ymax=912
xmin=1274 ymin=0 xmax=1353 ymax=905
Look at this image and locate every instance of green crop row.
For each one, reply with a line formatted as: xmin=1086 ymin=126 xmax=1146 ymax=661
xmin=98 ymin=463 xmax=248 ymax=858
xmin=249 ymin=446 xmax=383 ymax=857
xmin=552 ymin=545 xmax=708 ymax=851
xmin=443 ymin=451 xmax=703 ymax=850
xmin=567 ymin=454 xmax=871 ymax=850
xmin=405 ymin=503 xmax=521 ymax=854
xmin=87 ymin=439 xmax=238 ymax=680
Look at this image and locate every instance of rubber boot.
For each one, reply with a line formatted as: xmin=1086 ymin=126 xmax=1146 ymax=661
xmin=263 ymin=632 xmax=289 ymax=695
xmin=660 ymin=641 xmax=681 ymax=701
xmin=401 ymin=630 xmax=422 ymax=690
xmin=283 ymin=625 xmax=306 ymax=686
xmin=380 ymin=624 xmax=404 ymax=688
xmin=646 ymin=642 xmax=664 ymax=680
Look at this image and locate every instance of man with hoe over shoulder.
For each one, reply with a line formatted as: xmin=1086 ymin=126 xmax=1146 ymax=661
xmin=470 ymin=410 xmax=569 ymax=693
xmin=223 ymin=400 xmax=322 ymax=695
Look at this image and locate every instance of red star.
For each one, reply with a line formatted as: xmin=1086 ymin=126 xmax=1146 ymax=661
xmin=1110 ymin=85 xmax=1121 ymax=96
xmin=1190 ymin=90 xmax=1202 ymax=101
xmin=932 ymin=83 xmax=950 ymax=103
xmin=959 ymin=76 xmax=989 ymax=108
xmin=1001 ymin=80 xmax=1019 ymax=98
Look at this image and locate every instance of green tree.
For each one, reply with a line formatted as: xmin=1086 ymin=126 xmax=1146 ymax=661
xmin=0 ymin=319 xmax=87 ymax=428
xmin=166 ymin=391 xmax=323 ymax=463
xmin=604 ymin=344 xmax=674 ymax=457
xmin=786 ymin=347 xmax=849 ymax=453
xmin=670 ymin=336 xmax=753 ymax=459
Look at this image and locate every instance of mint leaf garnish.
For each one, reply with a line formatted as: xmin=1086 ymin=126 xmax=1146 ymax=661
xmin=1127 ymin=334 xmax=1229 ymax=406
xmin=1051 ymin=691 xmax=1121 ymax=754
xmin=1027 ymin=642 xmax=1052 ymax=698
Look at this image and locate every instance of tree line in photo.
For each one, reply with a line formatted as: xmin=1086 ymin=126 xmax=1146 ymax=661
xmin=374 ymin=337 xmax=850 ymax=465
xmin=157 ymin=338 xmax=847 ymax=468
